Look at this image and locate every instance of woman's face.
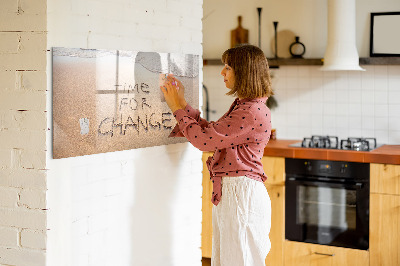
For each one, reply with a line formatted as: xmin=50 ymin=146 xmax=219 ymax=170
xmin=220 ymin=64 xmax=235 ymax=89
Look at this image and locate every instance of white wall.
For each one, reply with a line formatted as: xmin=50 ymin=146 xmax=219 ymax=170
xmin=0 ymin=0 xmax=48 ymax=265
xmin=203 ymin=0 xmax=400 ymax=58
xmin=46 ymin=1 xmax=203 ymax=266
xmin=203 ymin=0 xmax=400 ymax=145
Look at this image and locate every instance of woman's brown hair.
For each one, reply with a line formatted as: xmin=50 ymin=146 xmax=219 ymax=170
xmin=221 ymin=44 xmax=273 ymax=99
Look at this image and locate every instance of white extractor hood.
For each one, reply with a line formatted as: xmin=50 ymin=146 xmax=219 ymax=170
xmin=320 ymin=0 xmax=365 ymax=71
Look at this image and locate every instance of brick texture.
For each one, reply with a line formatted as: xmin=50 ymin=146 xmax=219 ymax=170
xmin=0 ymin=0 xmax=47 ymax=264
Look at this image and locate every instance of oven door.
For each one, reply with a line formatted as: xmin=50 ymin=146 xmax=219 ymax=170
xmin=285 ymin=177 xmax=369 ymax=250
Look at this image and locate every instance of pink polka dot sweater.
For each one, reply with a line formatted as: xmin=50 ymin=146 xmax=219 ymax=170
xmin=170 ymin=97 xmax=272 ymax=206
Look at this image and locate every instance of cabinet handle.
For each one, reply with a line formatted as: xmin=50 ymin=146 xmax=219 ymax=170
xmin=314 ymin=252 xmax=335 ymax=257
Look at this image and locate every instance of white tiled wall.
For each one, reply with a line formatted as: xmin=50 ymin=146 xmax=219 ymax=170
xmin=203 ymin=65 xmax=400 ymax=144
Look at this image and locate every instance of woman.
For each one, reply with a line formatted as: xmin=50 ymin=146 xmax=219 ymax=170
xmin=161 ymin=44 xmax=273 ymax=266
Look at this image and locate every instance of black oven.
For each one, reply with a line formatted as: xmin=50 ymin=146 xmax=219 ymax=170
xmin=285 ymin=158 xmax=369 ymax=250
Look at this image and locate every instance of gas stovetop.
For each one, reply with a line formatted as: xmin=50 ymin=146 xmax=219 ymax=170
xmin=289 ymin=135 xmax=382 ymax=151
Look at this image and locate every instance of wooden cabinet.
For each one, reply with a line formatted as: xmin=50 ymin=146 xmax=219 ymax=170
xmin=370 ymin=163 xmax=400 ymax=266
xmin=202 ymin=158 xmax=400 ymax=265
xmin=264 ymin=184 xmax=284 ymax=266
xmin=370 ymin=163 xmax=400 ymax=195
xmin=261 ymin=156 xmax=285 ymax=266
xmin=284 ymin=241 xmax=369 ymax=266
xmin=261 ymin=156 xmax=285 ymax=186
xmin=201 ymin=152 xmax=213 ymax=258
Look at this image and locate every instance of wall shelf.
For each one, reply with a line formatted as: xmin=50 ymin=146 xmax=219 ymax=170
xmin=203 ymin=57 xmax=400 ymax=67
xmin=359 ymin=57 xmax=400 ymax=65
xmin=203 ymin=58 xmax=323 ymax=68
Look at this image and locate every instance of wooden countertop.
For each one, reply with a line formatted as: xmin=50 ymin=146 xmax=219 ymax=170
xmin=263 ymin=139 xmax=400 ymax=165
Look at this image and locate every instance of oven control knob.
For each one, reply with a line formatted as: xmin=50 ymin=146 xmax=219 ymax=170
xmin=340 ymin=164 xmax=347 ymax=174
xmin=304 ymin=161 xmax=312 ymax=171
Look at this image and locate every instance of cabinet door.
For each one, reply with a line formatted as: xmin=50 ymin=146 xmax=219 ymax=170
xmin=284 ymin=241 xmax=369 ymax=266
xmin=264 ymin=184 xmax=284 ymax=266
xmin=370 ymin=193 xmax=400 ymax=266
xmin=370 ymin=163 xmax=400 ymax=195
xmin=261 ymin=156 xmax=285 ymax=185
xmin=202 ymin=152 xmax=213 ymax=258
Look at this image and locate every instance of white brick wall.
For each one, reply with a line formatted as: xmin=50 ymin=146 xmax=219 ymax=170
xmin=46 ymin=1 xmax=203 ymax=266
xmin=0 ymin=0 xmax=48 ymax=265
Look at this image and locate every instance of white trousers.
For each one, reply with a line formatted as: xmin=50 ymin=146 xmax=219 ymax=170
xmin=212 ymin=176 xmax=271 ymax=266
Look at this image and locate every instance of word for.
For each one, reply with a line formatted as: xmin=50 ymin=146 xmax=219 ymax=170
xmin=119 ymin=97 xmax=151 ymax=111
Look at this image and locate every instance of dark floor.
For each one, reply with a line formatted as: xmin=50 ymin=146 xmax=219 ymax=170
xmin=202 ymin=257 xmax=211 ymax=266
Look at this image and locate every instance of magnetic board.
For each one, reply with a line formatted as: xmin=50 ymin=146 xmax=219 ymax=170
xmin=52 ymin=47 xmax=199 ymax=159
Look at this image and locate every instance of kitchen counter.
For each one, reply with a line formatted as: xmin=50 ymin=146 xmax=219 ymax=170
xmin=263 ymin=139 xmax=400 ymax=165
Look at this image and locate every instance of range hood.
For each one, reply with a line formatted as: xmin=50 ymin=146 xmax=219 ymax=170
xmin=320 ymin=0 xmax=365 ymax=71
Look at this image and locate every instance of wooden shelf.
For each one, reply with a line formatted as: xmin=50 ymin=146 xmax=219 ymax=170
xmin=203 ymin=58 xmax=323 ymax=67
xmin=203 ymin=57 xmax=400 ymax=67
xmin=359 ymin=57 xmax=400 ymax=65
xmin=268 ymin=58 xmax=322 ymax=67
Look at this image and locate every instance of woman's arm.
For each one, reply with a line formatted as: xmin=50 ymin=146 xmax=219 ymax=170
xmin=161 ymin=76 xmax=211 ymax=137
xmin=172 ymin=106 xmax=257 ymax=152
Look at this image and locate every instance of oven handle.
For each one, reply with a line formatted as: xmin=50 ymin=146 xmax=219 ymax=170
xmin=286 ymin=177 xmax=364 ymax=189
xmin=314 ymin=252 xmax=335 ymax=257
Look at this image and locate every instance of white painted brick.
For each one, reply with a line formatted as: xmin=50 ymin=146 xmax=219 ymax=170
xmin=168 ymin=28 xmax=193 ymax=43
xmin=0 ymin=247 xmax=45 ymax=266
xmin=19 ymin=189 xmax=46 ymax=209
xmin=181 ymin=41 xmax=202 ymax=55
xmin=0 ymin=71 xmax=16 ymax=90
xmin=152 ymin=10 xmax=181 ymax=27
xmin=0 ymin=208 xmax=46 ymax=230
xmin=0 ymin=0 xmax=18 ymax=13
xmin=72 ymin=218 xmax=88 ymax=237
xmin=87 ymin=164 xmax=108 ymax=183
xmin=0 ymin=149 xmax=11 ymax=169
xmin=166 ymin=0 xmax=192 ymax=15
xmin=88 ymin=33 xmax=124 ymax=51
xmin=0 ymin=12 xmax=46 ymax=33
xmin=191 ymin=31 xmax=203 ymax=44
xmin=136 ymin=24 xmax=169 ymax=41
xmin=20 ymin=149 xmax=46 ymax=170
xmin=0 ymin=110 xmax=47 ymax=131
xmin=87 ymin=212 xmax=109 ymax=233
xmin=71 ymin=165 xmax=89 ymax=186
xmin=19 ymin=0 xmax=47 ymax=14
xmin=180 ymin=15 xmax=202 ymax=30
xmin=0 ymin=187 xmax=19 ymax=208
xmin=20 ymin=229 xmax=46 ymax=250
xmin=152 ymin=39 xmax=181 ymax=54
xmin=0 ymin=227 xmax=19 ymax=247
xmin=0 ymin=90 xmax=46 ymax=111
xmin=105 ymin=178 xmax=123 ymax=196
xmin=0 ymin=169 xmax=47 ymax=189
xmin=0 ymin=129 xmax=46 ymax=150
xmin=11 ymin=148 xmax=22 ymax=170
xmin=191 ymin=4 xmax=203 ymax=19
xmin=0 ymin=32 xmax=20 ymax=54
xmin=129 ymin=0 xmax=166 ymax=13
xmin=16 ymin=70 xmax=47 ymax=91
xmin=0 ymin=51 xmax=47 ymax=71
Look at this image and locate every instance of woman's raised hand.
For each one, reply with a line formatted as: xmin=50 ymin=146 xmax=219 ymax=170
xmin=160 ymin=76 xmax=184 ymax=113
xmin=168 ymin=74 xmax=187 ymax=108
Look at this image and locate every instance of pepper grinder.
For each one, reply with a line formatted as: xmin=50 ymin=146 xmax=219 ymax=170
xmin=273 ymin=21 xmax=279 ymax=58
